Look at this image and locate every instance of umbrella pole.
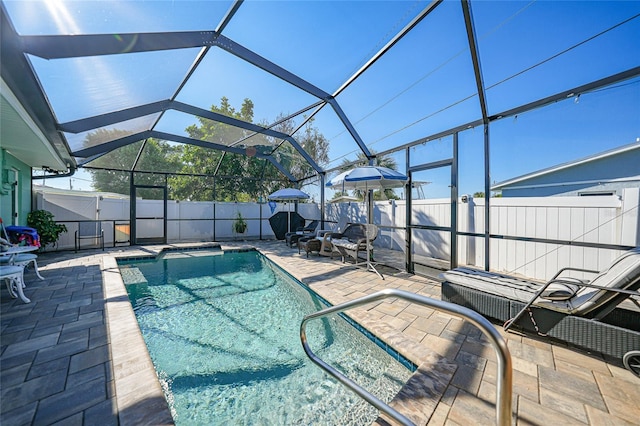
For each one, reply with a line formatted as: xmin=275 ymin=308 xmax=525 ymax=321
xmin=365 ymin=185 xmax=383 ymax=279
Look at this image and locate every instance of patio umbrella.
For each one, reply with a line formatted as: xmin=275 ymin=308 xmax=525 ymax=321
xmin=268 ymin=188 xmax=310 ymax=201
xmin=268 ymin=188 xmax=310 ymax=238
xmin=326 ymin=166 xmax=408 ymax=277
xmin=328 ymin=195 xmax=360 ymax=204
xmin=327 ymin=166 xmax=409 ymax=193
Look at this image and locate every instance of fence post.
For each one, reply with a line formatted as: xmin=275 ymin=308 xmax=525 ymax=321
xmin=620 ymin=187 xmax=640 ymax=247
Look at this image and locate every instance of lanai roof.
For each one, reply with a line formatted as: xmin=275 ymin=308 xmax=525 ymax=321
xmin=1 ymin=0 xmax=639 ymax=186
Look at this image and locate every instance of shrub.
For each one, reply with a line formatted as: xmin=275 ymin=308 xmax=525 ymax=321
xmin=27 ymin=210 xmax=67 ymax=249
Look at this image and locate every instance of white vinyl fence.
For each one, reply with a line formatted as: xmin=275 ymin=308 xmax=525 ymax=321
xmin=325 ymin=188 xmax=639 ymax=281
xmin=33 ymin=191 xmax=321 ymax=250
xmin=34 ymin=187 xmax=639 ymax=281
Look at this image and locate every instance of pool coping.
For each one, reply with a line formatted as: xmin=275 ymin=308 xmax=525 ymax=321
xmin=102 ymin=255 xmax=174 ymax=425
xmin=102 ymin=244 xmax=458 ymax=425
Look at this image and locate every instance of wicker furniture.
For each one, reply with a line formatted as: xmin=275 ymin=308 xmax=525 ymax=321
xmin=330 ymin=223 xmax=378 ymax=264
xmin=298 ymin=238 xmax=322 ymax=257
xmin=285 ymin=220 xmax=319 ymax=247
xmin=440 ymin=248 xmax=640 ymax=376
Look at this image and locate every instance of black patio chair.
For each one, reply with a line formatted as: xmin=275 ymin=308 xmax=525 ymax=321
xmin=285 ymin=220 xmax=320 ymax=247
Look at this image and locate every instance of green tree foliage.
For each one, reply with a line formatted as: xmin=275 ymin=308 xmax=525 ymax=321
xmin=170 ymin=98 xmax=329 ymax=201
xmin=169 ymin=97 xmax=267 ymax=201
xmin=87 ymin=130 xmax=180 ymax=196
xmin=269 ymin=114 xmax=329 ymax=183
xmin=339 ymin=150 xmax=401 ymax=200
xmin=472 ymin=191 xmax=502 ymax=198
xmin=85 ymin=98 xmax=330 ymax=202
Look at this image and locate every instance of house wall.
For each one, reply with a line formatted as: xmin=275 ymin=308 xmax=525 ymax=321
xmin=500 ymin=148 xmax=640 ymax=197
xmin=0 ymin=149 xmax=31 ymax=226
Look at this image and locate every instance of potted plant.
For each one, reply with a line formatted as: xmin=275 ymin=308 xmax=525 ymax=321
xmin=27 ymin=210 xmax=67 ymax=250
xmin=232 ymin=212 xmax=247 ymax=235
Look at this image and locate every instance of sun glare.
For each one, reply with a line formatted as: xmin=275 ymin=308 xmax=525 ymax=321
xmin=44 ymin=0 xmax=80 ymax=34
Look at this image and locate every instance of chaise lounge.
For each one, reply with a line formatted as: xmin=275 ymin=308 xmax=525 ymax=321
xmin=440 ymin=247 xmax=640 ymax=376
xmin=285 ymin=220 xmax=320 ymax=247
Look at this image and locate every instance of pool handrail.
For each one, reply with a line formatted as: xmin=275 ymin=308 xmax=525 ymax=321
xmin=300 ymin=288 xmax=513 ymax=426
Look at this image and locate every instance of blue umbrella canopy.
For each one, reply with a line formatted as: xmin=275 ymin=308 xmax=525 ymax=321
xmin=325 ymin=165 xmax=407 ymax=279
xmin=326 ymin=166 xmax=408 ymax=191
xmin=268 ymin=188 xmax=310 ymax=201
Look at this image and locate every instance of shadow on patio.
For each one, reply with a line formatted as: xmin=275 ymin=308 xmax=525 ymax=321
xmin=2 ymin=243 xmax=639 ymax=425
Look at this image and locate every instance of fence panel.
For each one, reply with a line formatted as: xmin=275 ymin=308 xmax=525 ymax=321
xmin=33 ymin=188 xmax=638 ymax=283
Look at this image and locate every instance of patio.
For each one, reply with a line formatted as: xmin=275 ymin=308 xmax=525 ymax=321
xmin=1 ymin=242 xmax=638 ymax=425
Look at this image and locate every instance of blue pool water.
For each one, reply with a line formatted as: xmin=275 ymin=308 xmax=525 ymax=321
xmin=119 ymin=249 xmax=412 ymax=425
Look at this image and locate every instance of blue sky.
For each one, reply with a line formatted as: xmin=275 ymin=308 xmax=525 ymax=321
xmin=8 ymin=0 xmax=639 ymax=198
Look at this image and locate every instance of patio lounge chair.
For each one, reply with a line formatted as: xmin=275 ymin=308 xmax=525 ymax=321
xmin=315 ymin=216 xmax=350 ymax=239
xmin=440 ymin=247 xmax=640 ymax=375
xmin=285 ymin=220 xmax=320 ymax=247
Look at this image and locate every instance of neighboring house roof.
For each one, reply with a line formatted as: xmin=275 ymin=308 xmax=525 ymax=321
xmin=491 ymin=141 xmax=640 ymax=191
xmin=33 ymin=185 xmax=131 ymax=199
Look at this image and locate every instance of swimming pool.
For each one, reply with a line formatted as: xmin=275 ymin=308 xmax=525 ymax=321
xmin=119 ymin=249 xmax=413 ymax=425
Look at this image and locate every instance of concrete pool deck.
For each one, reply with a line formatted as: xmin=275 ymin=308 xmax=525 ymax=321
xmin=1 ymin=241 xmax=638 ymax=425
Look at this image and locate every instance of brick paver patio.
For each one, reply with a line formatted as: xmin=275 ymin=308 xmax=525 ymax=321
xmin=1 ymin=241 xmax=638 ymax=425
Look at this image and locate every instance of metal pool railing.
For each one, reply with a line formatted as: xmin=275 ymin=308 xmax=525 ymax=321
xmin=300 ymin=288 xmax=513 ymax=426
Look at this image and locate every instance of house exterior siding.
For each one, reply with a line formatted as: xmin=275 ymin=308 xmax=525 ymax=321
xmin=1 ymin=149 xmax=32 ymax=226
xmin=496 ymin=144 xmax=640 ymax=197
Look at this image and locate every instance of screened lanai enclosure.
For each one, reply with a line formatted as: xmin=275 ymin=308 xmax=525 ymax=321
xmin=2 ymin=0 xmax=639 ymax=277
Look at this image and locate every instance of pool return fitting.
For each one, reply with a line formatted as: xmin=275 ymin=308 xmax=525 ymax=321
xmin=300 ymin=288 xmax=513 ymax=426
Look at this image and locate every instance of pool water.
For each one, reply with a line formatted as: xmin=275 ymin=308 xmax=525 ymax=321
xmin=120 ymin=250 xmax=412 ymax=425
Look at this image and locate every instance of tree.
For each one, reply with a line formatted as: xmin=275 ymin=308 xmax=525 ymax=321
xmin=270 ymin=114 xmax=329 ymax=179
xmin=86 ymin=131 xmax=179 ymax=196
xmin=170 ymin=98 xmax=329 ymax=201
xmin=83 ymin=98 xmax=330 ymax=202
xmin=169 ymin=97 xmax=260 ymax=201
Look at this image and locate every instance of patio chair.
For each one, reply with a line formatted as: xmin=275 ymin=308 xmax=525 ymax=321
xmin=316 ymin=216 xmax=349 ymax=239
xmin=0 ymin=253 xmax=44 ymax=280
xmin=285 ymin=220 xmax=320 ymax=247
xmin=297 ymin=216 xmax=349 ymax=257
xmin=440 ymin=247 xmax=640 ymax=375
xmin=330 ymin=223 xmax=379 ymax=265
xmin=0 ymin=218 xmax=44 ymax=280
xmin=75 ymin=221 xmax=104 ymax=252
xmin=0 ymin=265 xmax=29 ymax=303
